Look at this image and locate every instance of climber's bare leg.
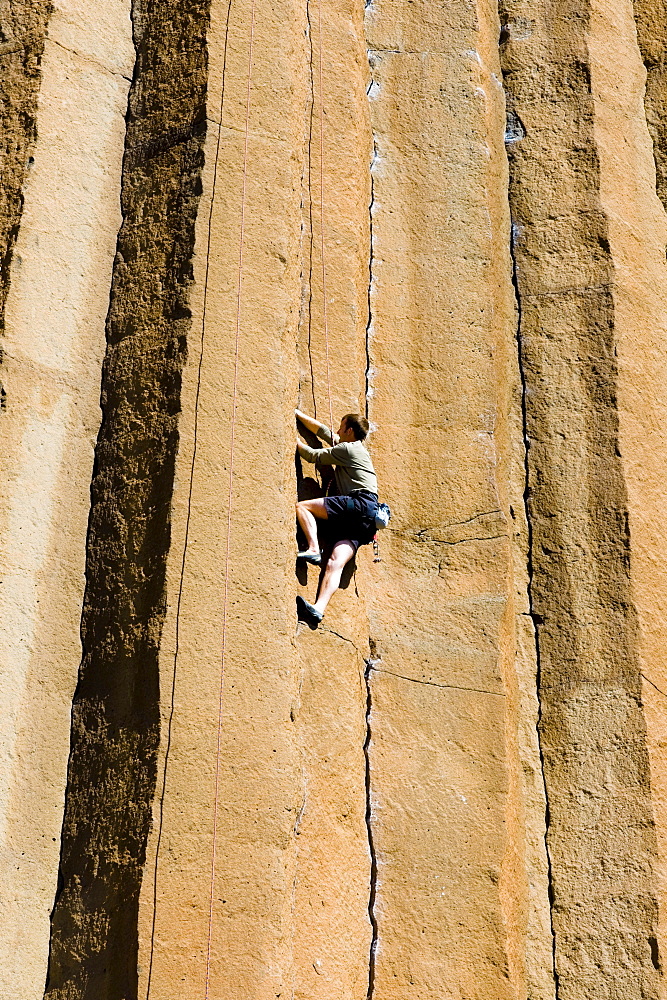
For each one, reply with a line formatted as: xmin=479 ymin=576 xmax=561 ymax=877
xmin=296 ymin=498 xmax=328 ymax=554
xmin=313 ymin=540 xmax=356 ymax=614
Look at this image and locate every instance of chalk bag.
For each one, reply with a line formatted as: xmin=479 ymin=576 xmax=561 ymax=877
xmin=375 ymin=502 xmax=391 ymax=529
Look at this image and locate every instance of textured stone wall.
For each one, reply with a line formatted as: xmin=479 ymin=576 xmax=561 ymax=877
xmin=501 ymin=0 xmax=667 ymax=994
xmin=43 ymin=0 xmax=210 ymax=996
xmin=2 ymin=0 xmax=667 ymax=998
xmin=362 ymin=0 xmax=553 ymax=995
xmin=0 ymin=0 xmax=132 ymax=996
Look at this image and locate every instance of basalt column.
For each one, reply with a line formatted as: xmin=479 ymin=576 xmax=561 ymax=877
xmin=291 ymin=0 xmax=376 ymax=997
xmin=44 ymin=1 xmax=208 ymax=996
xmin=0 ymin=0 xmax=132 ymax=996
xmin=602 ymin=0 xmax=667 ymax=976
xmin=630 ymin=0 xmax=667 ymax=969
xmin=134 ymin=0 xmax=309 ymax=996
xmin=500 ymin=0 xmax=664 ymax=996
xmin=24 ymin=0 xmax=667 ymax=998
xmin=361 ymin=0 xmax=555 ymax=997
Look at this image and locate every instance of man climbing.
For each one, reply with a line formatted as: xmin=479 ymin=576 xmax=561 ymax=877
xmin=295 ymin=407 xmax=378 ymax=628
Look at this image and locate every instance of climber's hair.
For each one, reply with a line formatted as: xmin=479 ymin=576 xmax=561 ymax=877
xmin=342 ymin=413 xmax=369 ymax=441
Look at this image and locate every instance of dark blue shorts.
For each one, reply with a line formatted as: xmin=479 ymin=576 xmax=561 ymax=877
xmin=322 ymin=490 xmax=378 ymax=551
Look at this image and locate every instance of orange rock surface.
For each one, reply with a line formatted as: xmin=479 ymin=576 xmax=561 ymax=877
xmin=1 ymin=0 xmax=667 ymax=998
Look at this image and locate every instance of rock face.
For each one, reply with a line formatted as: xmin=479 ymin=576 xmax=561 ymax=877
xmin=0 ymin=0 xmax=132 ymax=995
xmin=2 ymin=0 xmax=667 ymax=998
xmin=501 ymin=2 xmax=667 ymax=996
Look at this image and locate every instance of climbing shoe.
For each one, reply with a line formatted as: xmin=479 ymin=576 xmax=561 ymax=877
xmin=296 ymin=595 xmax=323 ymax=629
xmin=296 ymin=550 xmax=322 ymax=566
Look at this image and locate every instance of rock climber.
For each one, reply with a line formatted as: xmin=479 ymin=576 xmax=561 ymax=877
xmin=295 ymin=408 xmax=378 ymax=628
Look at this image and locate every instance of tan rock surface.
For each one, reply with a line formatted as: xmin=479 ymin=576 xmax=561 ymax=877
xmin=594 ymin=0 xmax=667 ymax=976
xmin=135 ymin=1 xmax=307 ymax=993
xmin=0 ymin=1 xmax=131 ymax=996
xmin=363 ymin=0 xmax=553 ymax=995
xmin=501 ymin=0 xmax=667 ymax=995
xmin=2 ymin=0 xmax=667 ymax=998
xmin=137 ymin=0 xmax=375 ymax=996
xmin=43 ymin=0 xmax=210 ymax=994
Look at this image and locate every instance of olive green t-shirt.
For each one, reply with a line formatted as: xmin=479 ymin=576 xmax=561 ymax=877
xmin=300 ymin=424 xmax=378 ymax=496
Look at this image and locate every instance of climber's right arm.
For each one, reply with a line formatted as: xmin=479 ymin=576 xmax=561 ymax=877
xmin=295 ymin=409 xmax=333 ymax=443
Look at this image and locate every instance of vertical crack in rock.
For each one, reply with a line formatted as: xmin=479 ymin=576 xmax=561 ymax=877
xmin=499 ymin=4 xmax=661 ymax=997
xmin=363 ymin=43 xmax=379 ymax=992
xmin=43 ymin=0 xmax=210 ymax=997
xmin=300 ymin=0 xmax=317 ymax=415
xmin=508 ymin=224 xmax=560 ymax=997
xmin=363 ymin=656 xmax=379 ymax=1000
xmin=632 ymin=0 xmax=667 ymax=212
xmin=0 ymin=0 xmax=53 ymax=399
xmin=364 ymin=136 xmax=376 ymax=418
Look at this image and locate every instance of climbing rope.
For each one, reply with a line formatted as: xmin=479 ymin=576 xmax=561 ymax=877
xmin=316 ymin=0 xmax=334 ymax=435
xmin=204 ymin=0 xmax=256 ymax=994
